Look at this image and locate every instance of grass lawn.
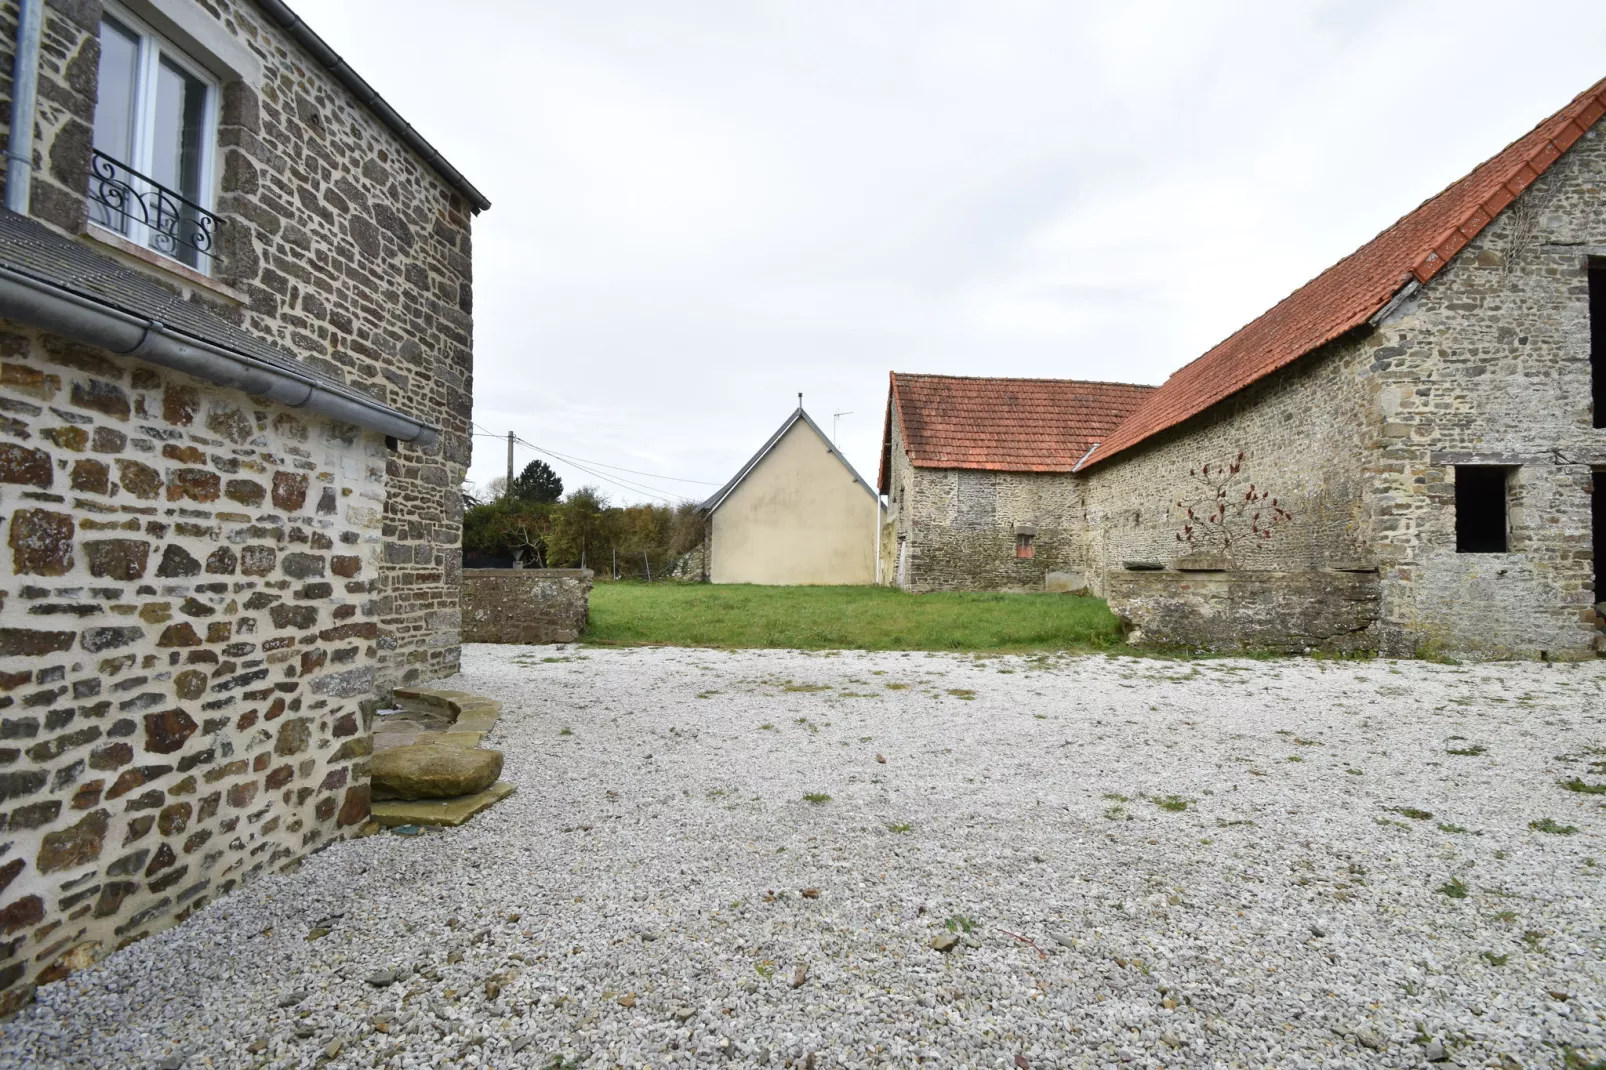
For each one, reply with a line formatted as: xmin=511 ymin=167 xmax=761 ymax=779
xmin=583 ymin=582 xmax=1125 ymax=652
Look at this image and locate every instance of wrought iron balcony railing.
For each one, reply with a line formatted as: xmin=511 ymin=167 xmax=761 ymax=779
xmin=87 ymin=149 xmax=219 ymax=269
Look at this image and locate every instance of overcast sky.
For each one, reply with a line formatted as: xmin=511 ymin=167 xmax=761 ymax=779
xmin=298 ymin=0 xmax=1606 ymax=505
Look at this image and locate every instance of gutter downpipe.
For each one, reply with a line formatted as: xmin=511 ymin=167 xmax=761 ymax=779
xmin=0 ymin=264 xmax=439 ymax=445
xmin=5 ymin=0 xmax=43 ymax=214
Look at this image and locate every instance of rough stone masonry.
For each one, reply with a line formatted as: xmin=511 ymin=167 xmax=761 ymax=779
xmin=0 ymin=0 xmax=485 ymax=1012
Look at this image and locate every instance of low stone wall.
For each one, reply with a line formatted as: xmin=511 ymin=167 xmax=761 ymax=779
xmin=461 ymin=570 xmax=593 ymax=644
xmin=1107 ymin=568 xmax=1381 ymax=654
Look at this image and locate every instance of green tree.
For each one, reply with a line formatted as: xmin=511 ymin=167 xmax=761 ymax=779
xmin=508 ymin=459 xmax=563 ymax=503
xmin=546 ymin=487 xmax=609 ymax=568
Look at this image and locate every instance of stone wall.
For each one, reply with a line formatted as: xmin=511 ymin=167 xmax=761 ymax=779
xmin=1079 ymin=121 xmax=1606 ymax=660
xmin=882 ymin=400 xmax=1086 ymax=592
xmin=0 ymin=328 xmax=385 ymax=1011
xmin=0 ymin=0 xmax=476 ymax=691
xmin=1107 ymin=567 xmax=1381 ymax=654
xmin=461 ymin=569 xmax=593 ymax=645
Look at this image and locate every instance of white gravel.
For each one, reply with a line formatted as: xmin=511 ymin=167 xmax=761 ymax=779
xmin=3 ymin=645 xmax=1604 ymax=1069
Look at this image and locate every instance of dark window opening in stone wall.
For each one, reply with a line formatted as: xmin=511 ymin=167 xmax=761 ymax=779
xmin=1015 ymin=533 xmax=1035 ymax=559
xmin=1591 ymin=264 xmax=1605 ymax=429
xmin=1454 ymin=465 xmax=1511 ymax=553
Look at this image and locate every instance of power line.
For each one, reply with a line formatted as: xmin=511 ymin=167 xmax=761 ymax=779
xmin=470 ymin=426 xmax=720 ymax=486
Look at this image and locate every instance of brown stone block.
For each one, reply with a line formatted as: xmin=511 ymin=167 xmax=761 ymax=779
xmin=9 ymin=509 xmax=74 ymax=575
xmin=144 ymin=842 xmax=175 ymax=877
xmin=206 ymin=621 xmax=232 ymax=644
xmin=226 ymin=780 xmax=258 ymax=808
xmin=265 ymin=697 xmax=285 ymax=721
xmin=251 ymin=752 xmax=269 ymax=773
xmin=7 ymin=800 xmax=60 ymax=828
xmin=314 ymin=796 xmax=336 ymax=821
xmin=94 ymin=881 xmax=137 ymax=918
xmin=116 ymin=459 xmax=161 ymax=499
xmin=329 ymin=554 xmax=361 ymax=578
xmin=172 ymin=670 xmax=206 ymax=701
xmin=235 ymin=709 xmax=257 ymax=731
xmin=0 ymin=858 xmax=23 ymax=896
xmin=182 ymin=829 xmax=212 ymax=854
xmin=162 ymin=386 xmax=199 ymax=425
xmin=106 ymin=764 xmax=169 ymax=799
xmin=0 ymin=895 xmax=44 ymax=934
xmin=0 ymin=440 xmax=51 ymax=490
xmin=88 ymin=742 xmax=132 ymax=770
xmin=166 ymin=468 xmax=220 ymax=503
xmin=0 ymin=362 xmax=60 ymax=400
xmin=41 ymin=426 xmax=87 ymax=451
xmin=143 ymin=709 xmax=198 ymax=754
xmin=269 ymin=604 xmax=317 ymax=630
xmin=139 ymin=603 xmax=171 ymax=624
xmin=161 ymin=444 xmax=207 ymax=465
xmin=318 ymin=622 xmax=377 ymax=642
xmin=36 ymin=809 xmax=109 ymax=874
xmin=156 ymin=623 xmax=203 ymax=648
xmin=225 ymin=479 xmax=265 ymax=507
xmin=265 ymin=764 xmax=293 ymax=790
xmin=0 ymin=671 xmax=30 ymax=691
xmin=70 ymin=379 xmax=130 ymax=420
xmin=69 ymin=458 xmax=109 ymax=494
xmin=122 ymin=814 xmax=154 ymax=844
xmin=0 ymin=628 xmax=76 ymax=657
xmin=271 ymin=471 xmax=309 ymax=512
xmin=337 ymin=784 xmax=370 ymax=827
xmin=70 ymin=780 xmax=104 ymax=809
xmin=331 ymin=712 xmax=357 ymax=738
xmin=84 ymin=539 xmax=149 ymax=581
xmin=157 ymin=802 xmax=191 ymax=836
xmin=205 ymin=547 xmax=237 ymax=574
xmin=274 ymin=717 xmax=311 ymax=757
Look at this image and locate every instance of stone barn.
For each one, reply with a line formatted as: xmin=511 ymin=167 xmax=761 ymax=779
xmin=885 ymin=73 xmax=1606 ymax=660
xmin=0 ymin=0 xmax=486 ymax=1010
xmin=878 ymin=373 xmax=1153 ymax=592
xmin=701 ymin=405 xmax=880 ymax=585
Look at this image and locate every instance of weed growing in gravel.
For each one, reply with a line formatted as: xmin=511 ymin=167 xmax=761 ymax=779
xmin=803 ymin=792 xmax=831 ymax=804
xmin=1102 ymin=793 xmax=1130 ymax=802
xmin=1398 ymin=979 xmax=1423 ymax=996
xmin=783 ymin=682 xmax=832 ymax=693
xmin=1346 ymin=768 xmax=1364 ymax=775
xmin=1448 ymin=744 xmax=1487 ymax=756
xmin=1293 ymin=737 xmax=1322 ymax=746
xmin=1521 ymin=930 xmax=1547 ymax=952
xmin=1562 ymin=1047 xmax=1606 ymax=1070
xmin=1386 ymin=806 xmax=1434 ymax=821
xmin=1558 ymin=777 xmax=1606 ymax=795
xmin=1438 ymin=877 xmax=1470 ymax=899
xmin=1492 ymin=910 xmax=1518 ymax=924
xmin=944 ymin=915 xmax=979 ymax=934
xmin=946 ymin=689 xmax=977 ymax=700
xmin=795 ymin=717 xmax=819 ymax=734
xmin=884 ymin=682 xmax=909 ymax=690
xmin=759 ymin=723 xmax=775 ymax=731
xmin=887 ymin=823 xmax=913 ymax=833
xmin=1530 ymin=817 xmax=1578 ymax=835
xmin=558 ymin=727 xmax=573 ymax=736
xmin=1286 ymin=755 xmax=1304 ymax=763
xmin=1153 ymin=795 xmax=1188 ymax=812
xmin=696 ymin=690 xmax=721 ymax=699
xmin=1480 ymin=951 xmax=1509 ymax=966
xmin=1437 ymin=822 xmax=1472 ymax=834
xmin=754 ymin=960 xmax=777 ymax=980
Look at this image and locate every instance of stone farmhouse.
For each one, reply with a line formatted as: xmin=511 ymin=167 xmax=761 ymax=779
xmin=0 ymin=0 xmax=486 ymax=1009
xmin=882 ymin=74 xmax=1606 ymax=660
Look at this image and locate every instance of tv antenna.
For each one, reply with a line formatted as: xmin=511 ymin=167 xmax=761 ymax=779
xmin=832 ymin=411 xmax=853 ymax=447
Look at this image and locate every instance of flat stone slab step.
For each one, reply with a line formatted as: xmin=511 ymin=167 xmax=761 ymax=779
xmin=370 ymin=782 xmax=516 ymax=828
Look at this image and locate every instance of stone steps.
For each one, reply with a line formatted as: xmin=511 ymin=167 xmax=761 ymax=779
xmin=369 ymin=687 xmax=515 ymax=827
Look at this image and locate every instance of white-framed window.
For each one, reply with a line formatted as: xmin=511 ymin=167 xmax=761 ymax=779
xmin=88 ymin=2 xmax=219 ymax=271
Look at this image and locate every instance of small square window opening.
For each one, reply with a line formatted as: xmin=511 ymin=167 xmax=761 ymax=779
xmin=1454 ymin=465 xmax=1511 ymax=553
xmin=1015 ymin=533 xmax=1035 ymax=559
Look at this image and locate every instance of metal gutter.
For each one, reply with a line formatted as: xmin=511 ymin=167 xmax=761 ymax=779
xmin=4 ymin=0 xmax=42 ymax=213
xmin=253 ymin=0 xmax=491 ymax=214
xmin=0 ymin=264 xmax=439 ymax=445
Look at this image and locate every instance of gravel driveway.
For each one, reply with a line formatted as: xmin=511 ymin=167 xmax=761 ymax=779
xmin=4 ymin=645 xmax=1604 ymax=1069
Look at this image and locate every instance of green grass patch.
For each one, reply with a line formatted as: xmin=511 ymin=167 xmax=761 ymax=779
xmin=1152 ymin=794 xmax=1188 ymax=812
xmin=1438 ymin=877 xmax=1470 ymax=899
xmin=1530 ymin=817 xmax=1578 ymax=835
xmin=802 ymin=792 xmax=831 ymax=804
xmin=581 ymin=583 xmax=1125 ymax=652
xmin=1559 ymin=777 xmax=1606 ymax=795
xmin=1447 ymin=743 xmax=1487 ymax=756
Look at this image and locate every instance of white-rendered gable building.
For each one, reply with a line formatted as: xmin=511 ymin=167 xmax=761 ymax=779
xmin=702 ymin=407 xmax=881 ymax=585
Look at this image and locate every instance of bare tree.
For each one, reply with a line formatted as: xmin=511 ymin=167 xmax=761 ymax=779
xmin=1174 ymin=451 xmax=1292 ymax=553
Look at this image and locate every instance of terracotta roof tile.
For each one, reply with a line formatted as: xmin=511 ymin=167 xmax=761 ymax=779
xmin=879 ymin=373 xmax=1156 ymax=488
xmin=1080 ymin=74 xmax=1606 ymax=470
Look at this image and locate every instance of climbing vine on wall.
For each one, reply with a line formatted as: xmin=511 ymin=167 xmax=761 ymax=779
xmin=1174 ymin=451 xmax=1292 ymax=552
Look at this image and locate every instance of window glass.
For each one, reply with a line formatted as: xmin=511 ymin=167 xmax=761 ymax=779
xmin=152 ymin=56 xmax=208 ymax=204
xmin=93 ymin=17 xmax=140 ymax=164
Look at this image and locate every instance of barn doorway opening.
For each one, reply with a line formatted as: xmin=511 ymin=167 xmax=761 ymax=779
xmin=1593 ymin=471 xmax=1604 ymax=618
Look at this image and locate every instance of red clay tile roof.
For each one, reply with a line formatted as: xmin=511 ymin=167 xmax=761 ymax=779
xmin=1079 ymin=74 xmax=1606 ymax=470
xmin=879 ymin=372 xmax=1156 ymax=487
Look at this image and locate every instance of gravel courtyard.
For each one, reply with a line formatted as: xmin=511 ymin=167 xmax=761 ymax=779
xmin=3 ymin=645 xmax=1604 ymax=1070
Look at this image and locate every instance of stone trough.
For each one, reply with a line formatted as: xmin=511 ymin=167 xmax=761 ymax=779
xmin=369 ymin=687 xmax=515 ymax=827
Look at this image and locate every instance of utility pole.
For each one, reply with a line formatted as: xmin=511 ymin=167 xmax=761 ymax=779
xmin=505 ymin=431 xmax=514 ymax=499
